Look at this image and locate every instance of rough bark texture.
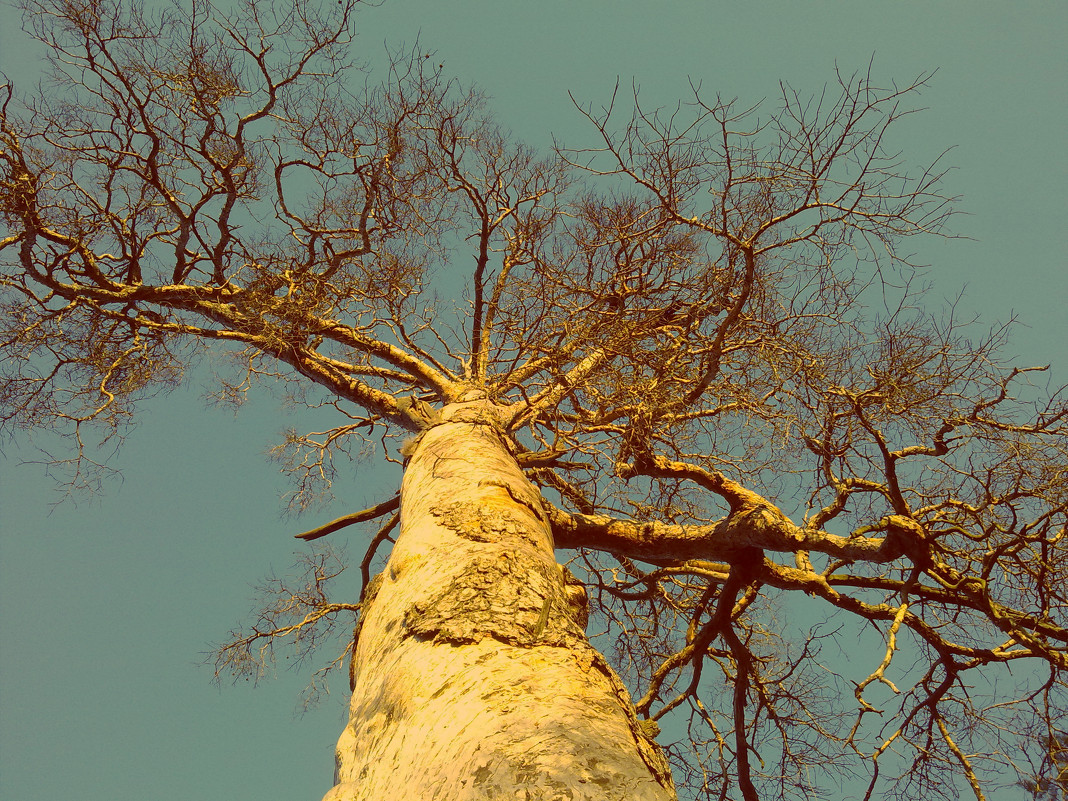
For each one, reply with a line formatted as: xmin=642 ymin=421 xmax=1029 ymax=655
xmin=324 ymin=399 xmax=675 ymax=801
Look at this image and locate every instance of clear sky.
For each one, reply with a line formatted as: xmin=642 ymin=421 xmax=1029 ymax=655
xmin=1 ymin=2 xmax=1065 ymax=799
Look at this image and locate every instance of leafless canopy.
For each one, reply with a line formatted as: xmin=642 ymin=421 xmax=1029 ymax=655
xmin=2 ymin=2 xmax=1065 ymax=799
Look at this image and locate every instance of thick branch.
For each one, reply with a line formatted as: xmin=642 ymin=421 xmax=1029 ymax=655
xmin=547 ymin=503 xmax=900 ymax=565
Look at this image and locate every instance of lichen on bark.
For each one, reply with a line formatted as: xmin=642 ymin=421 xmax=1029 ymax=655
xmin=411 ymin=499 xmax=586 ymax=645
xmin=403 ymin=546 xmax=569 ymax=645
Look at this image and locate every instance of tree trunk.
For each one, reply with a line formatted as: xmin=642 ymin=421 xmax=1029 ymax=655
xmin=323 ymin=399 xmax=676 ymax=800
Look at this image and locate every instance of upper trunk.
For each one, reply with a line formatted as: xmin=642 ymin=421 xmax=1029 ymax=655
xmin=323 ymin=399 xmax=675 ymax=800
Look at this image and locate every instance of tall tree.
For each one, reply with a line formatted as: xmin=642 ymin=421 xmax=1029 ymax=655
xmin=2 ymin=1 xmax=1064 ymax=799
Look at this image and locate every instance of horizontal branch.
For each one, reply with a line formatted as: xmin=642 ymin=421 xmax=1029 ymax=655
xmin=547 ymin=503 xmax=900 ymax=565
xmin=827 ymin=573 xmax=1068 ymax=643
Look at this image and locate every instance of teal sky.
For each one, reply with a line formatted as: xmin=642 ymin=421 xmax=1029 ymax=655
xmin=1 ymin=2 xmax=1065 ymax=799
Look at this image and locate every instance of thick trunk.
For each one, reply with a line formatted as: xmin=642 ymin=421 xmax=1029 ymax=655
xmin=323 ymin=400 xmax=675 ymax=800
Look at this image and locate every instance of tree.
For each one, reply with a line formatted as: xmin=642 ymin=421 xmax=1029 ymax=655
xmin=2 ymin=1 xmax=1065 ymax=799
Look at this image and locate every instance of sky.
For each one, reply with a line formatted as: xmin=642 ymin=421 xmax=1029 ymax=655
xmin=1 ymin=2 xmax=1065 ymax=799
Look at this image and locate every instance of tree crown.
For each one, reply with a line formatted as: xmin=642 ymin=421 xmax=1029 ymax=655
xmin=2 ymin=2 xmax=1065 ymax=798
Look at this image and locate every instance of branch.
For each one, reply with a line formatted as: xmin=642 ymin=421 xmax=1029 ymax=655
xmin=294 ymin=495 xmax=401 ymax=541
xmin=547 ymin=500 xmax=900 ymax=565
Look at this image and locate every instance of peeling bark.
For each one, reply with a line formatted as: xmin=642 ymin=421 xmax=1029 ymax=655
xmin=325 ymin=400 xmax=675 ymax=801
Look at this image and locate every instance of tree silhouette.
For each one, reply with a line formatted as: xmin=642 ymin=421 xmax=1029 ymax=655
xmin=2 ymin=1 xmax=1065 ymax=799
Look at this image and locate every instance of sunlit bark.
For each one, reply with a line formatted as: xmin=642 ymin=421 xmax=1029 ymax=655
xmin=326 ymin=397 xmax=674 ymax=800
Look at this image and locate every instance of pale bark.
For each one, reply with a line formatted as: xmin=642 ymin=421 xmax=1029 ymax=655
xmin=324 ymin=399 xmax=675 ymax=801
